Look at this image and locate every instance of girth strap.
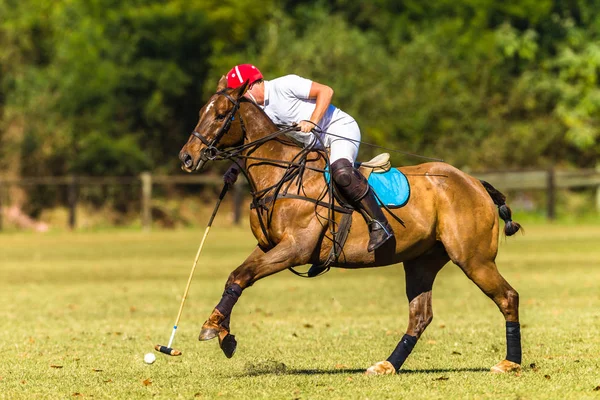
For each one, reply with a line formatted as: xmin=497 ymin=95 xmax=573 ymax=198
xmin=288 ymin=212 xmax=353 ymax=278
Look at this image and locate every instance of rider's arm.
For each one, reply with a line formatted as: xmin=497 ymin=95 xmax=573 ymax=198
xmin=297 ymin=82 xmax=334 ymax=133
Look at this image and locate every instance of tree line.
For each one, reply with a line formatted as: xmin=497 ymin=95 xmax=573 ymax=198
xmin=1 ymin=0 xmax=599 ymax=184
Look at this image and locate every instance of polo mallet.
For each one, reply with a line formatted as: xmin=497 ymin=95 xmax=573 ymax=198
xmin=155 ymin=183 xmax=230 ymax=356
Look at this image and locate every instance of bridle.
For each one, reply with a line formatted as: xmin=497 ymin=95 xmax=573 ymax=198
xmin=187 ymin=89 xmax=304 ymax=171
xmin=191 ymin=89 xmax=245 ymax=166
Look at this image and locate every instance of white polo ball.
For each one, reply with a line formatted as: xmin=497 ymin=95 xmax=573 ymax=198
xmin=144 ymin=352 xmax=156 ymax=364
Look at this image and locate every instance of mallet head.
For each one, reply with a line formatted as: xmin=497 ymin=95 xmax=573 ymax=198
xmin=155 ymin=344 xmax=182 ymax=356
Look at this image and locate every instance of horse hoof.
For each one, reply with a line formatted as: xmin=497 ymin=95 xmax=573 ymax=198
xmin=219 ymin=333 xmax=237 ymax=358
xmin=490 ymin=360 xmax=521 ymax=373
xmin=198 ymin=310 xmax=226 ymax=341
xmin=198 ymin=326 xmax=219 ymax=341
xmin=365 ymin=361 xmax=396 ymax=376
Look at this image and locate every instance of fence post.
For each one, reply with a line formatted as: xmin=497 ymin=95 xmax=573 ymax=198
xmin=68 ymin=175 xmax=78 ymax=230
xmin=141 ymin=172 xmax=152 ymax=231
xmin=546 ymin=167 xmax=555 ymax=221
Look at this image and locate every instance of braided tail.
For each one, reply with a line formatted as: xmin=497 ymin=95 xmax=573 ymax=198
xmin=480 ymin=180 xmax=522 ymax=236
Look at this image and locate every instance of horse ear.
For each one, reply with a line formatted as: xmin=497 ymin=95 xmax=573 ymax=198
xmin=232 ymin=79 xmax=250 ymax=99
xmin=217 ymin=75 xmax=227 ymax=91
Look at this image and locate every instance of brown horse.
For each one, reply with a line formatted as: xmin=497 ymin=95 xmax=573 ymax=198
xmin=178 ymin=77 xmax=522 ymax=375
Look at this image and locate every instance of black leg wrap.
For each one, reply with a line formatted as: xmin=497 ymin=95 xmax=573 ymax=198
xmin=505 ymin=321 xmax=522 ymax=364
xmin=386 ymin=334 xmax=417 ymax=371
xmin=221 ymin=314 xmax=231 ymax=331
xmin=215 ymin=283 xmax=243 ymax=316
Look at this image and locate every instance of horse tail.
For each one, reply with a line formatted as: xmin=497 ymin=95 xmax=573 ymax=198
xmin=480 ymin=180 xmax=522 ymax=236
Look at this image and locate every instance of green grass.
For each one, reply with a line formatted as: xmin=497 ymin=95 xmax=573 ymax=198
xmin=1 ymin=221 xmax=600 ymax=399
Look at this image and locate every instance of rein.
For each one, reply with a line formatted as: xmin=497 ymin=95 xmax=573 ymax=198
xmin=189 ymin=93 xmax=341 ymax=258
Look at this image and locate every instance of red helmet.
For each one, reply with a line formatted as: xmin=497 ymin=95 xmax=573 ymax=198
xmin=226 ymin=64 xmax=263 ymax=88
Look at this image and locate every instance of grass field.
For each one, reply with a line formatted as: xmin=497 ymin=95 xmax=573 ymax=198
xmin=1 ymin=221 xmax=599 ymax=399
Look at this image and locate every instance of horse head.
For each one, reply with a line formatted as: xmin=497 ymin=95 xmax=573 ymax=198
xmin=179 ymin=76 xmax=249 ymax=172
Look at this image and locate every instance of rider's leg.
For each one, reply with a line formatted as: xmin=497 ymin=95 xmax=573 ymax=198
xmin=327 ymin=120 xmax=394 ymax=252
xmin=330 ymin=158 xmax=394 ymax=252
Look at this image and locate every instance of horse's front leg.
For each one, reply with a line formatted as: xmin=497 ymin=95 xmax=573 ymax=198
xmin=198 ymin=239 xmax=308 ymax=357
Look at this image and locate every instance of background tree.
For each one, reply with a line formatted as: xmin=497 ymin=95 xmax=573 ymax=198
xmin=1 ymin=0 xmax=599 ymax=218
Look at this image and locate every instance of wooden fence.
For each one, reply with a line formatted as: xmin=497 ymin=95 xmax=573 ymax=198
xmin=472 ymin=167 xmax=600 ymax=220
xmin=0 ymin=167 xmax=599 ymax=230
xmin=0 ymin=173 xmax=244 ymax=231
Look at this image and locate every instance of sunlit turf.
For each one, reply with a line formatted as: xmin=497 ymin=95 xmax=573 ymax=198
xmin=1 ymin=222 xmax=599 ymax=399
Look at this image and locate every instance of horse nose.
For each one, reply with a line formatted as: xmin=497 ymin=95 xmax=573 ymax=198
xmin=180 ymin=152 xmax=193 ymax=168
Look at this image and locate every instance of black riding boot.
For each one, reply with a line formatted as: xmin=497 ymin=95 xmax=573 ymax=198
xmin=359 ymin=187 xmax=394 ymax=252
xmin=331 ymin=159 xmax=394 ymax=252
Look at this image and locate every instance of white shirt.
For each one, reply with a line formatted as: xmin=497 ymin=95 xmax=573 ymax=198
xmin=261 ymin=75 xmax=355 ymax=146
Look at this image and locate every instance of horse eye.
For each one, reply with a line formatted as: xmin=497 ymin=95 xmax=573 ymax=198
xmin=216 ymin=114 xmax=226 ymax=121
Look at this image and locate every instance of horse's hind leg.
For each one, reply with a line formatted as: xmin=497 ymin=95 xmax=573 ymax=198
xmin=459 ymin=255 xmax=521 ymax=373
xmin=367 ymin=244 xmax=448 ymax=375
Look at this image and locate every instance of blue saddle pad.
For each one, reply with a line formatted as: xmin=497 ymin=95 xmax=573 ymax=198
xmin=368 ymin=169 xmax=410 ymax=207
xmin=325 ymin=168 xmax=410 ymax=208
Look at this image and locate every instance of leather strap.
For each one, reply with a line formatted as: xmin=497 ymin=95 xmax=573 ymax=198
xmin=250 ymin=193 xmax=353 ymax=214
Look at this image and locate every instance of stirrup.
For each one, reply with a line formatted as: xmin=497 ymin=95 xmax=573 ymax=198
xmin=369 ymin=219 xmax=390 ymax=232
xmin=368 ymin=220 xmax=394 ymax=252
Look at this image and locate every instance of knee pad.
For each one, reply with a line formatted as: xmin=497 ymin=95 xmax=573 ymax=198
xmin=331 ymin=159 xmax=369 ymax=202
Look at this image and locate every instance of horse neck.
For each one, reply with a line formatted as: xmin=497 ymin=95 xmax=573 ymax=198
xmin=239 ymin=102 xmax=301 ymax=193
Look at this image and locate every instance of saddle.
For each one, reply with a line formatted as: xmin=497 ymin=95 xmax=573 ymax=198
xmin=356 ymin=152 xmax=392 ymax=178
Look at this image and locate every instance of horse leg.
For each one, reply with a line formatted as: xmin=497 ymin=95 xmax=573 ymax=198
xmin=198 ymin=239 xmax=309 ymax=358
xmin=458 ymin=256 xmax=521 ymax=373
xmin=366 ymin=245 xmax=448 ymax=375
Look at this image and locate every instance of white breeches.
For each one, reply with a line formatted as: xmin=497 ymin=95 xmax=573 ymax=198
xmin=323 ymin=120 xmax=361 ymax=164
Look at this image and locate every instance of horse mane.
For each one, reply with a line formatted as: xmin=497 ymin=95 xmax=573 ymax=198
xmin=238 ymin=97 xmax=309 ymax=149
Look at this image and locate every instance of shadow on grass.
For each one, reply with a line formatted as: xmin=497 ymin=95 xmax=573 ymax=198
xmin=284 ymin=367 xmax=488 ymax=376
xmin=241 ymin=360 xmax=488 ymax=377
xmin=399 ymin=367 xmax=488 ymax=374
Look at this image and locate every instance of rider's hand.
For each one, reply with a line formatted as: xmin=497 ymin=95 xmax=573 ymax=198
xmin=297 ymin=120 xmax=317 ymax=133
xmin=223 ymin=164 xmax=240 ymax=185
